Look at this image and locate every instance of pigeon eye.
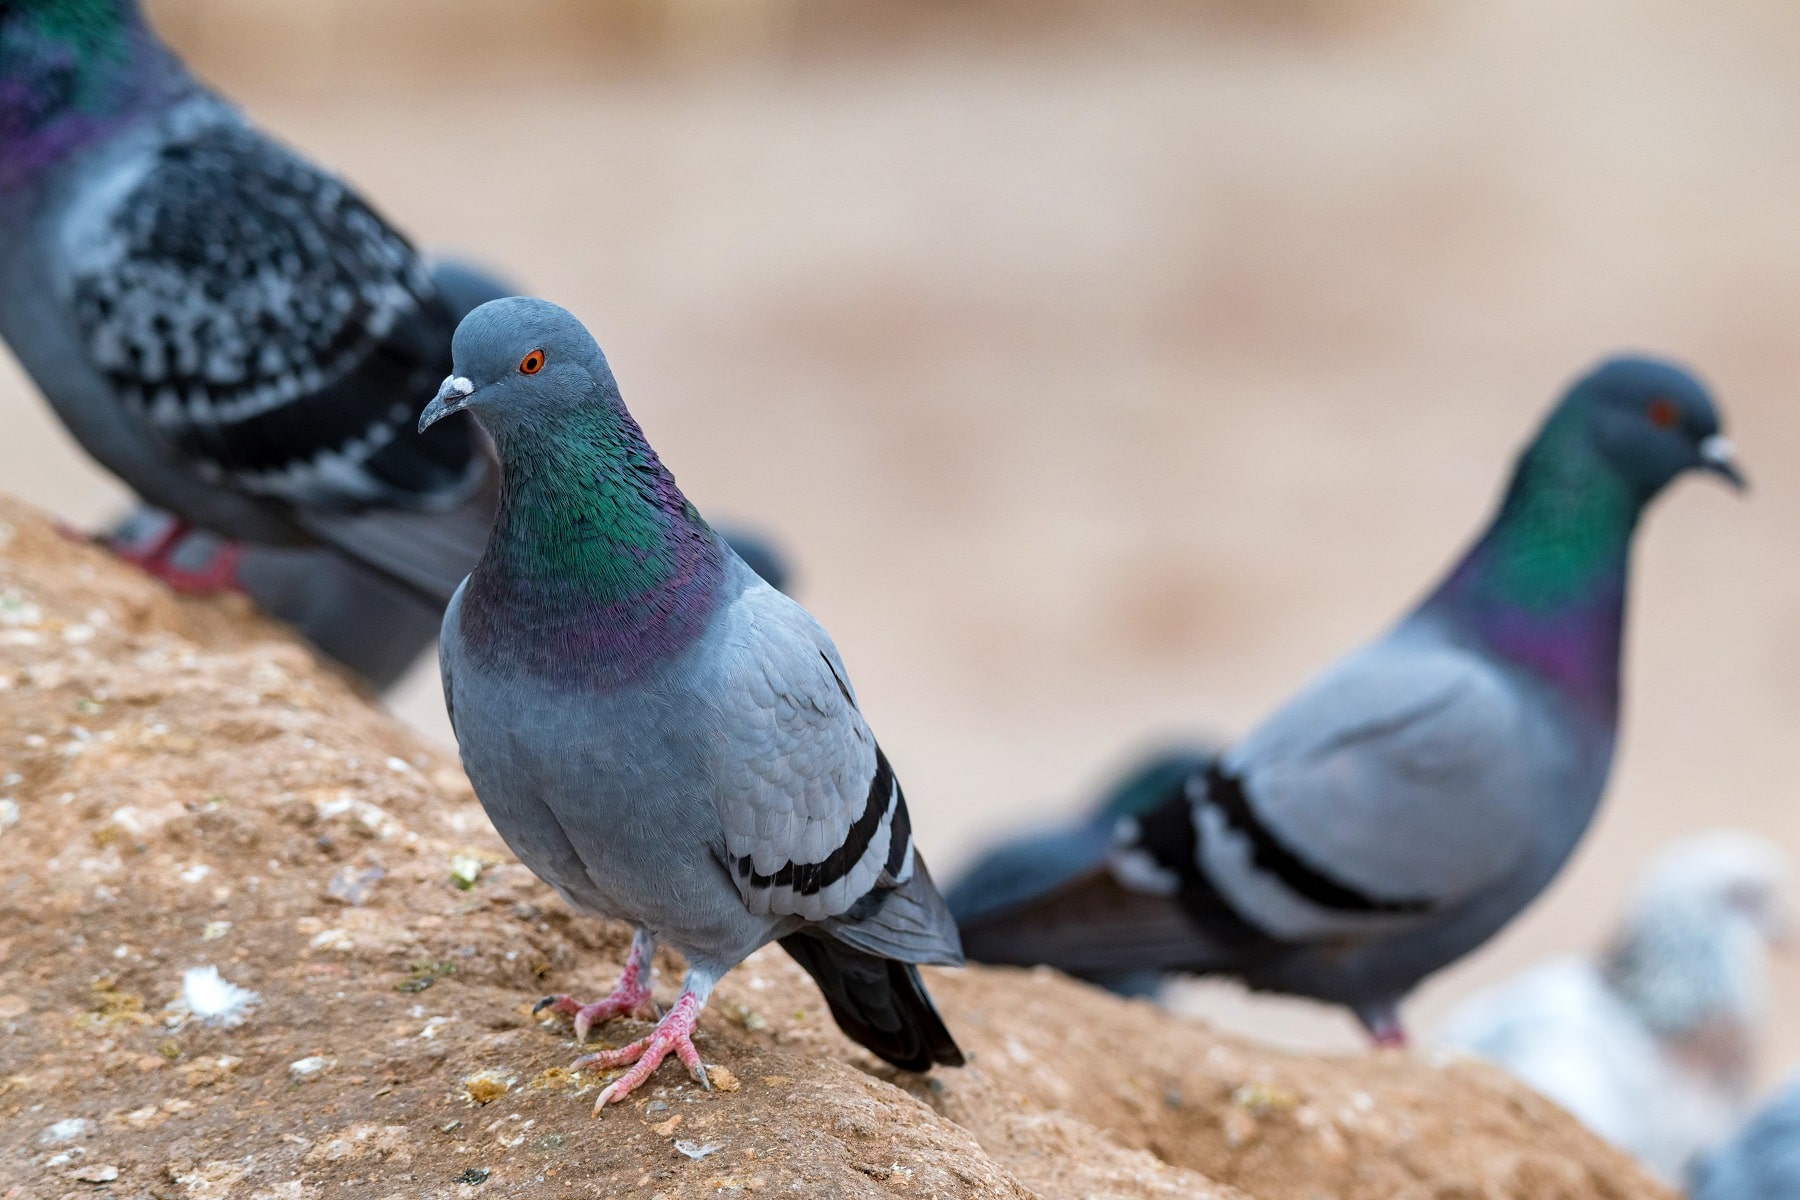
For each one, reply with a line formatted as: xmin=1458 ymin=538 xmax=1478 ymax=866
xmin=519 ymin=350 xmax=545 ymax=376
xmin=1646 ymin=397 xmax=1680 ymax=428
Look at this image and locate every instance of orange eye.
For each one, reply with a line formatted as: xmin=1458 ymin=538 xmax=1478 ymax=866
xmin=519 ymin=350 xmax=545 ymax=375
xmin=1646 ymin=397 xmax=1680 ymax=428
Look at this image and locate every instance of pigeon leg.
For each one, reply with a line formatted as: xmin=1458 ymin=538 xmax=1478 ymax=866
xmin=108 ymin=515 xmax=189 ymax=574
xmin=534 ymin=930 xmax=658 ymax=1042
xmin=1356 ymin=999 xmax=1409 ymax=1049
xmin=153 ymin=537 xmax=247 ymax=595
xmin=574 ymin=970 xmax=716 ymax=1114
xmin=108 ymin=518 xmax=246 ymax=595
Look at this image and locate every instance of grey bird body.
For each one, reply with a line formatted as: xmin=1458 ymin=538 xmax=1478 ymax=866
xmin=1214 ymin=614 xmax=1614 ymax=1023
xmin=442 ymin=552 xmax=954 ymax=976
xmin=954 ymin=357 xmax=1743 ymax=1040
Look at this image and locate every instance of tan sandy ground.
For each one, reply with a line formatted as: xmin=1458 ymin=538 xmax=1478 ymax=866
xmin=3 ymin=0 xmax=1798 ymax=1077
xmin=0 ymin=499 xmax=1665 ymax=1198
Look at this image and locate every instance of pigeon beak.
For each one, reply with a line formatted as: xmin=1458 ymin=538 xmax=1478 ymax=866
xmin=1698 ymin=434 xmax=1747 ymax=491
xmin=418 ymin=376 xmax=476 ymax=433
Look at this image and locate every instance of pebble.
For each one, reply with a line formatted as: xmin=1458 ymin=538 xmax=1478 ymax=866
xmin=41 ymin=1117 xmax=93 ymax=1144
xmin=325 ymin=864 xmax=385 ymax=907
xmin=289 ymin=1056 xmax=329 ymax=1080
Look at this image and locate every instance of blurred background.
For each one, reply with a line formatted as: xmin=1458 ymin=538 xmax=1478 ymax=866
xmin=4 ymin=0 xmax=1798 ymax=1083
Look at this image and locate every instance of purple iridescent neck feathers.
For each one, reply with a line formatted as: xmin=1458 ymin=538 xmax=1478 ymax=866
xmin=459 ymin=396 xmax=725 ymax=689
xmin=0 ymin=1 xmax=179 ymax=192
xmin=1424 ymin=402 xmax=1640 ymax=715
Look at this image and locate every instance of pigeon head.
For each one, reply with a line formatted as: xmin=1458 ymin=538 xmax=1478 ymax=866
xmin=1561 ymin=356 xmax=1743 ymax=498
xmin=420 ymin=297 xmax=620 ymax=442
xmin=1601 ymin=831 xmax=1792 ymax=1048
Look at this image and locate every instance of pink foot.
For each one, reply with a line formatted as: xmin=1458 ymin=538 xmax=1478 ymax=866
xmin=108 ymin=520 xmax=246 ymax=595
xmin=109 ymin=516 xmax=187 ymax=571
xmin=1356 ymin=1000 xmax=1408 ymax=1049
xmin=573 ymin=991 xmax=708 ymax=1114
xmin=534 ymin=980 xmax=655 ymax=1043
xmin=151 ymin=540 xmax=246 ymax=595
xmin=534 ymin=935 xmax=657 ymax=1043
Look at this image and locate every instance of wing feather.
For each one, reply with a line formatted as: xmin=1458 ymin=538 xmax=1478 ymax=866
xmin=63 ymin=116 xmax=478 ymax=513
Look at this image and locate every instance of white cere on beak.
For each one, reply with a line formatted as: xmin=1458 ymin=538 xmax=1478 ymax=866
xmin=1700 ymin=434 xmax=1738 ymax=468
xmin=442 ymin=376 xmax=474 ymax=398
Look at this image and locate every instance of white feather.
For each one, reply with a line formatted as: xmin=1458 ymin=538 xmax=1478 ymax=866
xmin=180 ymin=965 xmax=259 ymax=1027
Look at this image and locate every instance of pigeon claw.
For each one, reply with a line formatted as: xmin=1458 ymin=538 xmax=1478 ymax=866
xmin=534 ymin=979 xmax=656 ymax=1043
xmin=574 ymin=990 xmax=706 ymax=1115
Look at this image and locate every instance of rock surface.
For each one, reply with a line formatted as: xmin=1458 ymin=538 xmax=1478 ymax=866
xmin=0 ymin=498 xmax=1666 ymax=1199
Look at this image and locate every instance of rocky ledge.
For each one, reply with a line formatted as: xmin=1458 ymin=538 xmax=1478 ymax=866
xmin=0 ymin=498 xmax=1665 ymax=1200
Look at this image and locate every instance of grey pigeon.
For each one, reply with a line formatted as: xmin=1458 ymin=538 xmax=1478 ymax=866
xmin=1692 ymin=1080 xmax=1800 ymax=1200
xmin=0 ymin=0 xmax=494 ymax=602
xmin=1438 ymin=831 xmax=1792 ymax=1181
xmin=955 ymin=357 xmax=1744 ymax=1043
xmin=425 ymin=298 xmax=963 ymax=1111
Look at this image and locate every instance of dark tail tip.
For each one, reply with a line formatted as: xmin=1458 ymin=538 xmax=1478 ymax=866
xmin=779 ymin=933 xmax=964 ymax=1072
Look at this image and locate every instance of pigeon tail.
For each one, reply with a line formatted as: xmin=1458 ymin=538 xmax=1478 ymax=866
xmin=777 ymin=933 xmax=964 ymax=1072
xmin=947 ymin=746 xmax=1217 ymax=930
xmin=955 ymin=864 xmax=1251 ymax=986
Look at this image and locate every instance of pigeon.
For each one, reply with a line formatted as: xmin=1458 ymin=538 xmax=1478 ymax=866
xmin=1691 ymin=1079 xmax=1800 ymax=1200
xmin=0 ymin=0 xmax=494 ymax=603
xmin=425 ymin=297 xmax=963 ymax=1112
xmin=947 ymin=744 xmax=1219 ymax=998
xmin=955 ymin=356 xmax=1745 ymax=1044
xmin=1438 ymin=831 xmax=1792 ymax=1181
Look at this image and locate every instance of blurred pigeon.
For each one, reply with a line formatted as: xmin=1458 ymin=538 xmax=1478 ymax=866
xmin=0 ymin=0 xmax=494 ymax=601
xmin=1438 ymin=831 xmax=1792 ymax=1181
xmin=1692 ymin=1079 xmax=1800 ymax=1200
xmin=955 ymin=357 xmax=1745 ymax=1044
xmin=947 ymin=744 xmax=1218 ymax=998
xmin=427 ymin=298 xmax=963 ymax=1111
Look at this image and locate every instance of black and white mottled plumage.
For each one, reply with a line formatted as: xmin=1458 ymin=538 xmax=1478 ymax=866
xmin=68 ymin=122 xmax=475 ymax=511
xmin=0 ymin=20 xmax=493 ymax=602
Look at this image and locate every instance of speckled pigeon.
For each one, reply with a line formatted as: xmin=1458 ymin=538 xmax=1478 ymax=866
xmin=1692 ymin=1079 xmax=1800 ymax=1200
xmin=0 ymin=0 xmax=492 ymax=601
xmin=425 ymin=297 xmax=963 ymax=1111
xmin=1439 ymin=830 xmax=1792 ymax=1181
xmin=954 ymin=357 xmax=1745 ymax=1044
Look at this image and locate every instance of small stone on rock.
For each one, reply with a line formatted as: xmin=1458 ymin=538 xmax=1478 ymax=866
xmin=289 ymin=1056 xmax=329 ymax=1080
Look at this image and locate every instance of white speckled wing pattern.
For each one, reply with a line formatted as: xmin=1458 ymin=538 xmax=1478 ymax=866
xmin=61 ymin=115 xmax=476 ymax=511
xmin=712 ymin=585 xmax=915 ymax=925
